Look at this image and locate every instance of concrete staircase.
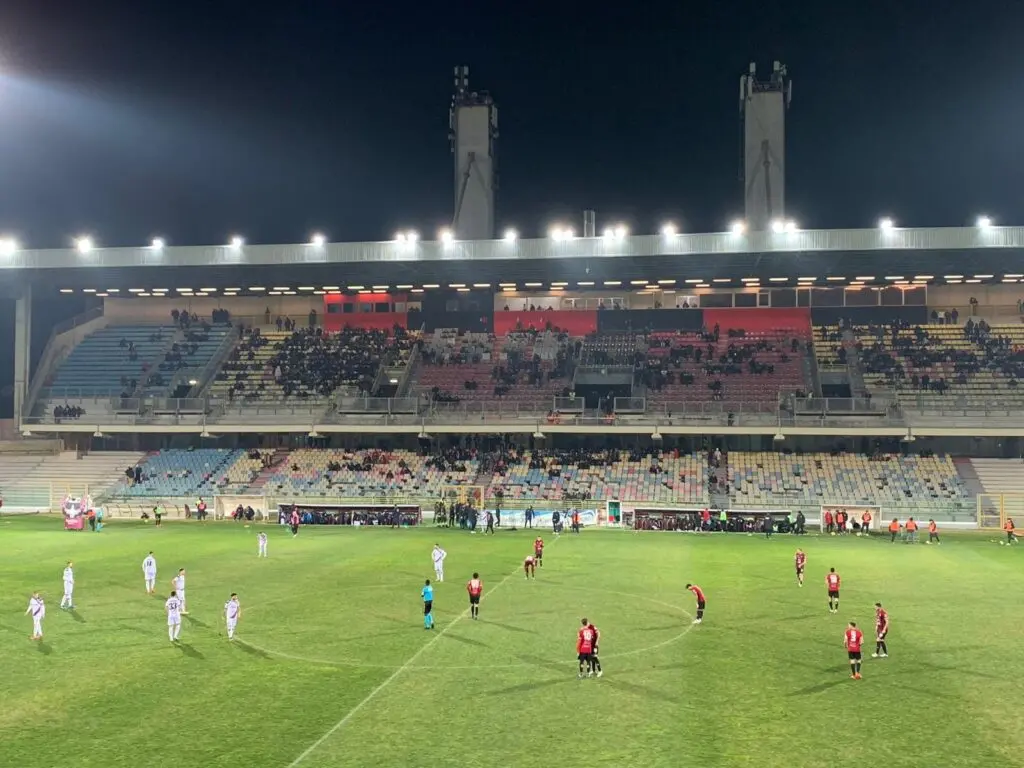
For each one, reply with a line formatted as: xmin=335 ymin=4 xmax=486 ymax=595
xmin=245 ymin=449 xmax=290 ymax=493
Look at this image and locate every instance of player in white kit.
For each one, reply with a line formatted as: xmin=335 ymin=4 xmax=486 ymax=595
xmin=224 ymin=593 xmax=241 ymax=640
xmin=257 ymin=531 xmax=268 ymax=558
xmin=165 ymin=591 xmax=182 ymax=642
xmin=60 ymin=561 xmax=75 ymax=610
xmin=142 ymin=552 xmax=157 ymax=594
xmin=431 ymin=544 xmax=447 ymax=582
xmin=26 ymin=591 xmax=45 ymax=640
xmin=172 ymin=568 xmax=188 ymax=614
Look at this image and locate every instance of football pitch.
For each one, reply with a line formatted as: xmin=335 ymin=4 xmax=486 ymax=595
xmin=0 ymin=517 xmax=1021 ymax=768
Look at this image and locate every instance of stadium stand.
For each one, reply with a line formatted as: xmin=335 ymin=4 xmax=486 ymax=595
xmin=813 ymin=325 xmax=848 ymax=367
xmin=210 ymin=326 xmax=405 ymax=403
xmin=117 ymin=449 xmax=248 ymax=497
xmin=263 ymin=448 xmax=480 ymax=497
xmin=47 ymin=325 xmax=177 ymax=396
xmin=856 ymin=320 xmax=1024 ymax=408
xmin=968 ymin=458 xmax=1024 ymax=494
xmin=140 ymin=324 xmax=233 ymax=396
xmin=415 ymin=330 xmax=576 ymax=405
xmin=637 ymin=327 xmax=811 ymax=406
xmin=482 ymin=449 xmax=709 ymax=504
xmin=728 ymin=452 xmax=969 ymax=513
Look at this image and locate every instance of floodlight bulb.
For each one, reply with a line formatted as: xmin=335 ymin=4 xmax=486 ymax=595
xmin=310 ymin=233 xmax=326 ymax=247
xmin=730 ymin=220 xmax=746 ymax=235
xmin=784 ymin=220 xmax=798 ymax=234
xmin=879 ymin=218 xmax=894 ymax=231
xmin=503 ymin=228 xmax=518 ymax=242
xmin=230 ymin=236 xmax=244 ymax=249
xmin=406 ymin=230 xmax=419 ymax=242
xmin=440 ymin=229 xmax=454 ymax=244
xmin=771 ymin=220 xmax=785 ymax=234
xmin=602 ymin=227 xmax=614 ymax=239
xmin=76 ymin=236 xmax=94 ymax=254
xmin=661 ymin=223 xmax=677 ymax=237
xmin=0 ymin=237 xmax=18 ymax=256
xmin=977 ymin=215 xmax=993 ymax=229
xmin=614 ymin=225 xmax=627 ymax=239
xmin=151 ymin=237 xmax=165 ymax=250
xmin=395 ymin=232 xmax=407 ymax=242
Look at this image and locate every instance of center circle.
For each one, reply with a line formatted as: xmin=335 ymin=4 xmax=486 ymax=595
xmin=239 ymin=584 xmax=694 ymax=671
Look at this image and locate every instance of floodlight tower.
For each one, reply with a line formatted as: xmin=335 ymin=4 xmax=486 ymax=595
xmin=740 ymin=61 xmax=792 ymax=231
xmin=450 ymin=66 xmax=498 ymax=240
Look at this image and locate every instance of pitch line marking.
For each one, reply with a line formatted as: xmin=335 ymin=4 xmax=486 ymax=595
xmin=284 ymin=559 xmax=530 ymax=767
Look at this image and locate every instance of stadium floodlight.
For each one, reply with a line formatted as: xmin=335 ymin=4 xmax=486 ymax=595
xmin=977 ymin=215 xmax=993 ymax=229
xmin=602 ymin=227 xmax=614 ymax=239
xmin=503 ymin=228 xmax=518 ymax=242
xmin=439 ymin=228 xmax=454 ymax=244
xmin=229 ymin=235 xmax=244 ymax=249
xmin=771 ymin=220 xmax=785 ymax=234
xmin=729 ymin=219 xmax=746 ymax=235
xmin=406 ymin=230 xmax=419 ymax=242
xmin=310 ymin=233 xmax=326 ymax=247
xmin=785 ymin=220 xmax=798 ymax=234
xmin=0 ymin=237 xmax=18 ymax=256
xmin=614 ymin=224 xmax=627 ymax=239
xmin=878 ymin=218 xmax=894 ymax=231
xmin=75 ymin=236 xmax=94 ymax=254
xmin=151 ymin=237 xmax=165 ymax=250
xmin=661 ymin=222 xmax=678 ymax=237
xmin=394 ymin=232 xmax=407 ymax=242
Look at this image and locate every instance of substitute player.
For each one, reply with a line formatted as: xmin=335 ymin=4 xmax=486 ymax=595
xmin=142 ymin=551 xmax=157 ymax=594
xmin=60 ymin=561 xmax=75 ymax=610
xmin=26 ymin=591 xmax=45 ymax=641
xmin=576 ymin=618 xmax=596 ymax=679
xmin=257 ymin=531 xmax=268 ymax=558
xmin=844 ymin=621 xmax=864 ymax=679
xmin=872 ymin=602 xmax=889 ymax=658
xmin=794 ymin=549 xmax=806 ymax=587
xmin=524 ymin=555 xmax=537 ymax=579
xmin=467 ymin=572 xmax=483 ymax=619
xmin=534 ymin=535 xmax=544 ymax=567
xmin=928 ymin=520 xmax=940 ymax=544
xmin=165 ymin=590 xmax=182 ymax=643
xmin=173 ymin=568 xmax=188 ymax=614
xmin=224 ymin=593 xmax=241 ymax=640
xmin=826 ymin=568 xmax=841 ymax=614
xmin=686 ymin=583 xmax=705 ymax=624
xmin=432 ymin=544 xmax=447 ymax=582
xmin=421 ymin=579 xmax=434 ymax=630
xmin=586 ymin=619 xmax=603 ymax=677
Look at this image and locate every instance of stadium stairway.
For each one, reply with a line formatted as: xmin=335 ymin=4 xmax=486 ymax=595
xmin=244 ymin=449 xmax=290 ymax=493
xmin=709 ymin=454 xmax=730 ymax=509
xmin=953 ymin=457 xmax=985 ymax=498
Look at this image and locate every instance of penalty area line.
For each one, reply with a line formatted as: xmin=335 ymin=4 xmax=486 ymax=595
xmin=285 ymin=557 xmax=533 ymax=767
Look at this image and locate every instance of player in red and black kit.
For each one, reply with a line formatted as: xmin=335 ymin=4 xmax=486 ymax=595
xmin=844 ymin=621 xmax=864 ymax=679
xmin=534 ymin=536 xmax=544 ymax=567
xmin=686 ymin=583 xmax=705 ymax=624
xmin=576 ymin=618 xmax=596 ymax=678
xmin=524 ymin=555 xmax=536 ymax=578
xmin=872 ymin=602 xmax=889 ymax=658
xmin=586 ymin=620 xmax=603 ymax=677
xmin=826 ymin=568 xmax=841 ymax=614
xmin=794 ymin=549 xmax=807 ymax=587
xmin=466 ymin=572 xmax=483 ymax=619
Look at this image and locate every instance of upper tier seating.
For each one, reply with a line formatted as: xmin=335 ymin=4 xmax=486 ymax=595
xmin=140 ymin=324 xmax=232 ymax=396
xmin=813 ymin=325 xmax=849 ymax=367
xmin=264 ymin=448 xmax=479 ymax=497
xmin=856 ymin=320 xmax=1024 ymax=408
xmin=115 ymin=449 xmax=248 ymax=497
xmin=638 ymin=327 xmax=811 ymax=406
xmin=482 ymin=449 xmax=709 ymax=504
xmin=210 ymin=327 xmax=404 ymax=403
xmin=48 ymin=325 xmax=177 ymax=396
xmin=729 ymin=452 xmax=968 ymax=510
xmin=415 ymin=330 xmax=577 ymax=406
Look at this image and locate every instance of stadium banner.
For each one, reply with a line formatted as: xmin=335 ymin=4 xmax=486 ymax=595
xmin=277 ymin=502 xmax=421 ymax=526
xmin=477 ymin=508 xmax=598 ymax=529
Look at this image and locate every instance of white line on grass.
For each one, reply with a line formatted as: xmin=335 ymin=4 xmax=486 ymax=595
xmin=285 ymin=558 xmax=531 ymax=767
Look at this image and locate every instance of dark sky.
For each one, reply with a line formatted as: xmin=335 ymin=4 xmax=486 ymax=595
xmin=0 ymin=1 xmax=1021 ymax=247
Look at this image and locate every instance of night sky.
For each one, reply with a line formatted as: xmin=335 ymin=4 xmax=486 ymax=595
xmin=0 ymin=1 xmax=1021 ymax=248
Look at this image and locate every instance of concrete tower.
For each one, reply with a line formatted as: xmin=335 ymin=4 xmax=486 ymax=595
xmin=450 ymin=66 xmax=498 ymax=240
xmin=740 ymin=61 xmax=792 ymax=231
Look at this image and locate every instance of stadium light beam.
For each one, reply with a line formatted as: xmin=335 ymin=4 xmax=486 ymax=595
xmin=503 ymin=228 xmax=518 ymax=242
xmin=878 ymin=217 xmax=894 ymax=231
xmin=310 ymin=233 xmax=326 ymax=247
xmin=229 ymin=235 xmax=244 ymax=249
xmin=75 ymin=236 xmax=94 ymax=254
xmin=977 ymin=215 xmax=993 ymax=229
xmin=661 ymin=222 xmax=678 ymax=237
xmin=151 ymin=237 xmax=165 ymax=250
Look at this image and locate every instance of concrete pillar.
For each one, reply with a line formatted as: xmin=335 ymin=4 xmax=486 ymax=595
xmin=14 ymin=285 xmax=32 ymax=427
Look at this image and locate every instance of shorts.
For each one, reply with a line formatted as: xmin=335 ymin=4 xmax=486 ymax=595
xmin=697 ymin=600 xmax=706 ymax=611
xmin=828 ymin=590 xmax=839 ymax=599
xmin=591 ymin=645 xmax=599 ymax=656
xmin=795 ymin=566 xmax=804 ymax=575
xmin=876 ymin=630 xmax=888 ymax=641
xmin=469 ymin=594 xmax=480 ymax=605
xmin=847 ymin=650 xmax=862 ymax=661
xmin=168 ymin=618 xmax=180 ymax=627
xmin=423 ymin=601 xmax=433 ymax=615
xmin=535 ymin=550 xmax=543 ymax=558
xmin=577 ymin=652 xmax=593 ymax=663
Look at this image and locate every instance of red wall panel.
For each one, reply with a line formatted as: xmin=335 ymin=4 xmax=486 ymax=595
xmin=702 ymin=308 xmax=811 ymax=334
xmin=493 ymin=310 xmax=598 ymax=336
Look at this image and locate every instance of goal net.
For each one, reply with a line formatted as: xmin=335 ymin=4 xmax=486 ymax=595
xmin=820 ymin=504 xmax=881 ymax=533
xmin=976 ymin=493 xmax=1024 ymax=530
xmin=215 ymin=494 xmax=271 ymax=521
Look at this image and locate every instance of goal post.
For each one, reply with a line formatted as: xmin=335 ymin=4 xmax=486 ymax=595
xmin=820 ymin=504 xmax=881 ymax=534
xmin=215 ymin=494 xmax=270 ymax=521
xmin=976 ymin=493 xmax=1024 ymax=531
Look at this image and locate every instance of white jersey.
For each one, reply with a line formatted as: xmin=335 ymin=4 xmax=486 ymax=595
xmin=143 ymin=556 xmax=157 ymax=575
xmin=257 ymin=533 xmax=267 ymax=544
xmin=63 ymin=567 xmax=74 ymax=585
xmin=173 ymin=575 xmax=186 ymax=593
xmin=225 ymin=599 xmax=240 ymax=622
xmin=165 ymin=596 xmax=182 ymax=623
xmin=28 ymin=597 xmax=45 ymax=620
xmin=432 ymin=547 xmax=447 ymax=565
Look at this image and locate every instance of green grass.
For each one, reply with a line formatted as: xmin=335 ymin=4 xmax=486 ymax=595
xmin=0 ymin=517 xmax=1021 ymax=768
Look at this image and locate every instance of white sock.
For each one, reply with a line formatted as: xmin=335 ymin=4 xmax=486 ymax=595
xmin=173 ymin=625 xmax=181 ymax=640
xmin=169 ymin=627 xmax=175 ymax=642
